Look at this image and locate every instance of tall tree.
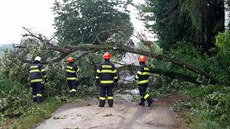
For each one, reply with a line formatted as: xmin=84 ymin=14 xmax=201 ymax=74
xmin=53 ymin=0 xmax=133 ymax=45
xmin=180 ymin=0 xmax=225 ymax=52
xmin=142 ymin=0 xmax=225 ymax=53
xmin=141 ymin=0 xmax=185 ymax=50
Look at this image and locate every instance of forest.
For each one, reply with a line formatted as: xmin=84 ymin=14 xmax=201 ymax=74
xmin=0 ymin=0 xmax=230 ymax=129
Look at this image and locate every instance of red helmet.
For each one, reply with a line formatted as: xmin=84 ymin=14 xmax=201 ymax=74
xmin=103 ymin=52 xmax=111 ymax=59
xmin=67 ymin=57 xmax=74 ymax=63
xmin=138 ymin=55 xmax=146 ymax=62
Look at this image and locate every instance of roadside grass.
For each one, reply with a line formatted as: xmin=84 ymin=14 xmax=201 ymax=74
xmin=171 ymin=85 xmax=230 ymax=129
xmin=9 ymin=86 xmax=98 ymax=129
xmin=12 ymin=97 xmax=62 ymax=129
xmin=182 ymin=110 xmax=227 ymax=129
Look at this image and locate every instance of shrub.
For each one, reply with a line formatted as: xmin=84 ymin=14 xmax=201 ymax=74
xmin=0 ymin=79 xmax=31 ymax=120
xmin=201 ymin=87 xmax=230 ymax=124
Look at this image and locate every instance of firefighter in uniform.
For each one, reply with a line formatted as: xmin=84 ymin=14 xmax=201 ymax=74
xmin=135 ymin=55 xmax=154 ymax=106
xmin=96 ymin=52 xmax=118 ymax=107
xmin=29 ymin=56 xmax=47 ymax=103
xmin=66 ymin=57 xmax=79 ymax=96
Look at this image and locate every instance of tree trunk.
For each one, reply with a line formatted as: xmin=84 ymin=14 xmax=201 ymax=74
xmin=14 ymin=32 xmax=220 ymax=85
xmin=64 ymin=44 xmax=219 ymax=84
xmin=119 ymin=65 xmax=202 ymax=85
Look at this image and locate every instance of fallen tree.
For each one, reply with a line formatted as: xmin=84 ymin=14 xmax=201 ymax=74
xmin=13 ymin=28 xmax=220 ymax=85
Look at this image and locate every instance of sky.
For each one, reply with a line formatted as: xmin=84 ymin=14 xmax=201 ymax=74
xmin=0 ymin=0 xmax=155 ymax=45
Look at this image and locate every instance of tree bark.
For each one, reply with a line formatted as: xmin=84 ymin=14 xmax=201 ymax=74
xmin=118 ymin=64 xmax=202 ymax=85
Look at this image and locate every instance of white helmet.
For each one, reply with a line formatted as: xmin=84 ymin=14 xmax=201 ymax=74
xmin=34 ymin=56 xmax=41 ymax=62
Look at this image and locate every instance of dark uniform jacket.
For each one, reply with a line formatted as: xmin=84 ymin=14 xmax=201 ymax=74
xmin=96 ymin=60 xmax=118 ymax=86
xmin=66 ymin=63 xmax=79 ymax=81
xmin=135 ymin=64 xmax=150 ymax=85
xmin=29 ymin=61 xmax=47 ymax=83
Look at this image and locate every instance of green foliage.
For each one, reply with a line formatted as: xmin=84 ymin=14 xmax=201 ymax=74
xmin=185 ymin=85 xmax=222 ymax=98
xmin=53 ymin=0 xmax=133 ymax=45
xmin=0 ymin=46 xmax=100 ymax=128
xmin=170 ymin=100 xmax=191 ymax=112
xmin=148 ymin=39 xmax=230 ymax=128
xmin=0 ymin=49 xmax=29 ymax=84
xmin=148 ymin=74 xmax=187 ymax=99
xmin=201 ymin=89 xmax=230 ymax=123
xmin=159 ymin=42 xmax=230 ymax=85
xmin=44 ymin=65 xmax=68 ymax=97
xmin=141 ymin=0 xmax=186 ymax=50
xmin=77 ymin=53 xmax=101 ymax=87
xmin=0 ymin=79 xmax=31 ymax=122
xmin=142 ymin=0 xmax=224 ymax=52
xmin=216 ymin=30 xmax=230 ymax=66
xmin=13 ymin=98 xmax=62 ymax=129
xmin=184 ymin=85 xmax=230 ymax=128
xmin=136 ymin=41 xmax=163 ymax=54
xmin=0 ymin=45 xmax=12 ymax=57
xmin=19 ymin=38 xmax=57 ymax=61
xmin=155 ymin=76 xmax=184 ymax=89
xmin=216 ymin=30 xmax=230 ymax=52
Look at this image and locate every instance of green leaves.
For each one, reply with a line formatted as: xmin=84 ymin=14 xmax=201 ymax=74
xmin=216 ymin=30 xmax=230 ymax=54
xmin=0 ymin=80 xmax=31 ymax=119
xmin=201 ymin=89 xmax=230 ymax=124
xmin=0 ymin=49 xmax=29 ymax=83
xmin=142 ymin=0 xmax=225 ymax=52
xmin=53 ymin=0 xmax=133 ymax=45
xmin=183 ymin=85 xmax=230 ymax=128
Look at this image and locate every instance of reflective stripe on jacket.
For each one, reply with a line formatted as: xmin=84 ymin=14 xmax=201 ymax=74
xmin=135 ymin=64 xmax=150 ymax=85
xmin=66 ymin=63 xmax=79 ymax=81
xmin=29 ymin=61 xmax=46 ymax=83
xmin=96 ymin=60 xmax=118 ymax=86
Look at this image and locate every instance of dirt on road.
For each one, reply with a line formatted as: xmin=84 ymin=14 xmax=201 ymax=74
xmin=35 ymin=94 xmax=188 ymax=129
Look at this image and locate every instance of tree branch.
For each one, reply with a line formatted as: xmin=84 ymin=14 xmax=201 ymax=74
xmin=15 ymin=30 xmax=220 ymax=84
xmin=67 ymin=44 xmax=219 ymax=84
xmin=117 ymin=64 xmax=202 ymax=85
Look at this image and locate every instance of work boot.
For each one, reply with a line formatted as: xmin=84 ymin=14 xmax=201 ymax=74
xmin=69 ymin=90 xmax=72 ymax=95
xmin=139 ymin=98 xmax=145 ymax=106
xmin=36 ymin=97 xmax=43 ymax=103
xmin=147 ymin=97 xmax=154 ymax=106
xmin=71 ymin=89 xmax=77 ymax=96
xmin=99 ymin=100 xmax=105 ymax=107
xmin=71 ymin=92 xmax=76 ymax=96
xmin=108 ymin=100 xmax=113 ymax=107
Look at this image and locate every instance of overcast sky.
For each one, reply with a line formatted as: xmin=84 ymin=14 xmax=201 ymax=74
xmin=0 ymin=0 xmax=154 ymax=45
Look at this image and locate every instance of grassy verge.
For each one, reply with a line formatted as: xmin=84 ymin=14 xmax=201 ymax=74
xmin=13 ymin=97 xmax=62 ymax=129
xmin=0 ymin=97 xmax=63 ymax=129
xmin=170 ymin=85 xmax=230 ymax=129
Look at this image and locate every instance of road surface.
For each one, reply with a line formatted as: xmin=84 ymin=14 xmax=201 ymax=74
xmin=35 ymin=94 xmax=187 ymax=129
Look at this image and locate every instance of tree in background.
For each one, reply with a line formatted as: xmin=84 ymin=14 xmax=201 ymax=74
xmin=142 ymin=0 xmax=225 ymax=53
xmin=53 ymin=0 xmax=133 ymax=45
xmin=180 ymin=0 xmax=224 ymax=53
xmin=141 ymin=0 xmax=186 ymax=50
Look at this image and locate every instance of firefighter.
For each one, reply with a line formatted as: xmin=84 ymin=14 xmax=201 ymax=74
xmin=96 ymin=52 xmax=118 ymax=107
xmin=135 ymin=55 xmax=154 ymax=106
xmin=66 ymin=57 xmax=79 ymax=96
xmin=29 ymin=56 xmax=47 ymax=103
